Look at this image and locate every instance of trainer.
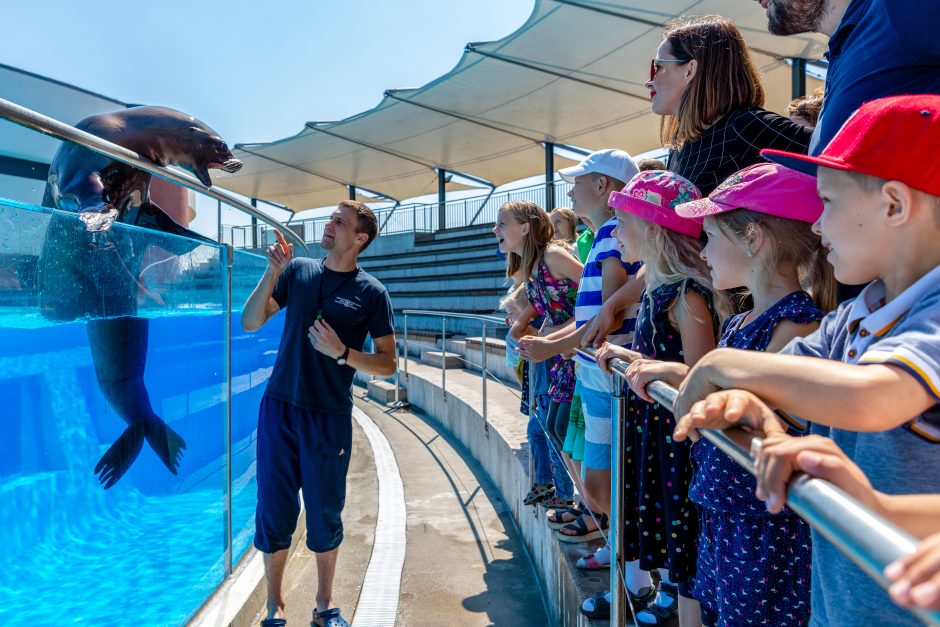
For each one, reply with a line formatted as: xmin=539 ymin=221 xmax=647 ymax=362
xmin=242 ymin=200 xmax=396 ymax=627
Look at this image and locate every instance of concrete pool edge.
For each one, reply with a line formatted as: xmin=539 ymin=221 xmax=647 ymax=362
xmin=188 ymin=509 xmax=307 ymax=627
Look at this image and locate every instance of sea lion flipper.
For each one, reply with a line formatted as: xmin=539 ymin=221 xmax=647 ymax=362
xmin=143 ymin=415 xmax=186 ymax=475
xmin=94 ymin=422 xmax=145 ymax=489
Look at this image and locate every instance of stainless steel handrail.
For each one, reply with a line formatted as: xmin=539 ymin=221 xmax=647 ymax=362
xmin=0 ymin=97 xmax=307 ymax=252
xmin=578 ymin=346 xmax=940 ymax=627
xmin=399 ymin=309 xmax=510 ymax=434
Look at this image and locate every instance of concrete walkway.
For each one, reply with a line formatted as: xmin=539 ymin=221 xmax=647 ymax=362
xmin=249 ymin=389 xmax=547 ymax=626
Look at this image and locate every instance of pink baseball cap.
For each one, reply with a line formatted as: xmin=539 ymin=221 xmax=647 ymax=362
xmin=607 ymin=170 xmax=704 ymax=237
xmin=675 ymin=163 xmax=823 ymax=223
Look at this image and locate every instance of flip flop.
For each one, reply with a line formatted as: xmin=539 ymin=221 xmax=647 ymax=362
xmin=313 ymin=608 xmax=350 ymax=627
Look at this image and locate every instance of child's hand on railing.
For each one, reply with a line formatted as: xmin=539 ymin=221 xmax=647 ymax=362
xmin=755 ymin=433 xmax=876 ymax=515
xmin=626 ymin=359 xmax=689 ymax=402
xmin=674 ymin=389 xmax=785 ymax=444
xmin=593 ymin=342 xmax=642 ymax=374
xmin=886 ymin=532 xmax=940 ymax=612
xmin=517 ymin=335 xmax=552 ymax=363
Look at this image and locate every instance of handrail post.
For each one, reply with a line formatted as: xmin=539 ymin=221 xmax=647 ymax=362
xmin=610 ymin=373 xmax=627 ymax=626
xmin=482 ymin=323 xmax=489 ymax=435
xmin=441 ymin=317 xmax=447 ymax=399
xmin=223 ymin=243 xmax=234 ymax=577
xmin=403 ymin=314 xmax=409 ymax=383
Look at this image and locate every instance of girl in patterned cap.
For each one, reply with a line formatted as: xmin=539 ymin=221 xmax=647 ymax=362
xmin=595 ymin=169 xmax=726 ymax=626
xmin=625 ymin=163 xmax=837 ymax=626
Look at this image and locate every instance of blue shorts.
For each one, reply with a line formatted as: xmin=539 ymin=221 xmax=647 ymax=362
xmin=578 ymin=365 xmax=613 ymax=471
xmin=254 ymin=395 xmax=353 ymax=554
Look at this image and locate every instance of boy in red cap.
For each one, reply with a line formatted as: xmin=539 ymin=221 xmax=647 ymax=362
xmin=669 ymin=95 xmax=940 ymax=626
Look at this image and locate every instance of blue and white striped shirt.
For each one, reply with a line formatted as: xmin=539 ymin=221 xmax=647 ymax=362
xmin=574 ymin=216 xmax=642 ymax=364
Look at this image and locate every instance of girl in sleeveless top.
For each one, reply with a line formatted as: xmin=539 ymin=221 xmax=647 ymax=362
xmin=627 ymin=163 xmax=837 ymax=626
xmin=596 ymin=171 xmax=727 ymax=626
xmin=495 ymin=200 xmax=583 ymax=508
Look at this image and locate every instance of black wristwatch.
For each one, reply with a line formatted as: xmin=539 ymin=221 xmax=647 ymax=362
xmin=336 ymin=345 xmax=350 ymax=366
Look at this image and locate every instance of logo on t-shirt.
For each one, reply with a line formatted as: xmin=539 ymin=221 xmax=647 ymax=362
xmin=335 ymin=297 xmax=362 ymax=311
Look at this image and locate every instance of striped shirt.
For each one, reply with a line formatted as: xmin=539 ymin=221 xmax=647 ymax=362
xmin=574 ymin=216 xmax=642 ymax=364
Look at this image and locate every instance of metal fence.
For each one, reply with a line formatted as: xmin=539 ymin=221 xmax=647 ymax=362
xmin=395 ymin=310 xmax=940 ymax=627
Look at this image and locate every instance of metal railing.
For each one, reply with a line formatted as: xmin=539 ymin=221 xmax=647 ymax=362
xmin=581 ymin=346 xmax=940 ymax=627
xmin=399 ymin=310 xmax=509 ymax=435
xmin=0 ymin=97 xmax=307 ymax=253
xmin=230 ymin=179 xmax=575 ymax=249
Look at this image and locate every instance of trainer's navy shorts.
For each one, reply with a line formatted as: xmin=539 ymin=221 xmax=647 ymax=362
xmin=254 ymin=395 xmax=353 ymax=554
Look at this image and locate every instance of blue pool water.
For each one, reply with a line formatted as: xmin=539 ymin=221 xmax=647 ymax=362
xmin=0 ymin=309 xmax=283 ymax=626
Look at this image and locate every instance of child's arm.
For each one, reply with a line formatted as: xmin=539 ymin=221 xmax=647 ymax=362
xmin=765 ymin=319 xmax=821 ymax=354
xmin=508 ymin=303 xmax=537 ymax=340
xmin=582 ymin=268 xmax=646 ymax=348
xmin=544 ymin=245 xmax=584 ymax=282
xmin=626 ymin=359 xmax=690 ymax=403
xmin=671 ymin=288 xmax=717 ymax=366
xmin=676 ymin=348 xmax=936 ymax=432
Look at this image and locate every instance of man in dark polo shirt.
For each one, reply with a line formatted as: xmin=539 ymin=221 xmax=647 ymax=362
xmin=242 ymin=200 xmax=396 ymax=627
xmin=757 ymin=0 xmax=940 ymax=154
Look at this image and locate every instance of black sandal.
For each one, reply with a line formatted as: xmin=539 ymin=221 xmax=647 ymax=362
xmin=546 ymin=505 xmax=582 ymax=529
xmin=556 ymin=511 xmax=608 ymax=543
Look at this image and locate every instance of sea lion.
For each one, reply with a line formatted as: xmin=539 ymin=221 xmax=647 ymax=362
xmin=37 ymin=106 xmax=242 ymax=489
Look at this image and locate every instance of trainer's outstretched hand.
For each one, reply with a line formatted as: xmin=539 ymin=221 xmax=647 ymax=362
xmin=267 ymin=230 xmax=293 ymax=273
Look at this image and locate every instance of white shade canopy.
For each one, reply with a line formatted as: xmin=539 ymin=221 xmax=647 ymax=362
xmin=221 ymin=0 xmax=826 ymax=212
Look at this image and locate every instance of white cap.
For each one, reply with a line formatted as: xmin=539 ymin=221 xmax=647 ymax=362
xmin=558 ymin=148 xmax=639 ymax=185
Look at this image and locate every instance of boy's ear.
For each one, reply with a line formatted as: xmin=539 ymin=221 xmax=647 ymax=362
xmin=882 ymin=181 xmax=914 ymax=227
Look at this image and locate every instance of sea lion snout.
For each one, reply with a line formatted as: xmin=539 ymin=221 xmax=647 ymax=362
xmin=220 ymin=158 xmax=243 ymax=173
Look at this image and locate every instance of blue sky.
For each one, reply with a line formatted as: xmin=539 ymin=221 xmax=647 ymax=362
xmin=2 ymin=0 xmax=534 ymax=145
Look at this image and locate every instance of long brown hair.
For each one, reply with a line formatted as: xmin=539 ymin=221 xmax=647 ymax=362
xmin=714 ymin=209 xmax=838 ymax=313
xmin=660 ymin=15 xmax=765 ymax=148
xmin=502 ymin=200 xmax=555 ymax=282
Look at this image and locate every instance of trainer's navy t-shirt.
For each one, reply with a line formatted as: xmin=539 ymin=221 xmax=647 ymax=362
xmin=266 ymin=257 xmax=395 ymax=414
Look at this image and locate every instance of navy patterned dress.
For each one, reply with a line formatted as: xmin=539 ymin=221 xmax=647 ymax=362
xmin=622 ymin=279 xmax=717 ymax=584
xmin=690 ymin=291 xmax=822 ymax=625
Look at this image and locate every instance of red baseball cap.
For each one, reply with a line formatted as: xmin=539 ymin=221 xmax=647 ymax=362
xmin=761 ymin=95 xmax=940 ymax=198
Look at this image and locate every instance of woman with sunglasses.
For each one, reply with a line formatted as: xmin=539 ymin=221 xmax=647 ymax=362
xmin=648 ymin=15 xmax=812 ymax=195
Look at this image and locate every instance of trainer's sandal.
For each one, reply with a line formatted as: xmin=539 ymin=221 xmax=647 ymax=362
xmin=540 ymin=494 xmax=575 ymax=510
xmin=556 ymin=512 xmax=608 ymax=544
xmin=579 ymin=591 xmax=611 ymax=620
xmin=313 ymin=608 xmax=350 ymax=627
xmin=260 ymin=619 xmax=286 ymax=627
xmin=523 ymin=483 xmax=554 ymax=506
xmin=546 ymin=505 xmax=582 ymax=530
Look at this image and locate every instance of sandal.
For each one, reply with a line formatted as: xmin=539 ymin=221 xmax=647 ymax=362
xmin=580 ymin=591 xmax=611 ymax=619
xmin=523 ymin=483 xmax=554 ymax=506
xmin=546 ymin=505 xmax=582 ymax=530
xmin=635 ymin=583 xmax=678 ymax=626
xmin=313 ymin=608 xmax=350 ymax=627
xmin=540 ymin=494 xmax=575 ymax=510
xmin=556 ymin=512 xmax=608 ymax=543
xmin=260 ymin=620 xmax=286 ymax=627
xmin=577 ymin=544 xmax=610 ymax=570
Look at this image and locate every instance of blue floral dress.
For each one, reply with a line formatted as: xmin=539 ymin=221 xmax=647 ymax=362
xmin=621 ymin=279 xmax=717 ymax=583
xmin=690 ymin=290 xmax=822 ymax=625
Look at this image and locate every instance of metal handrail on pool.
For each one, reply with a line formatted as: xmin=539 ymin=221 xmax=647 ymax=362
xmin=578 ymin=346 xmax=940 ymax=627
xmin=0 ymin=97 xmax=307 ymax=252
xmin=399 ymin=309 xmax=509 ymax=435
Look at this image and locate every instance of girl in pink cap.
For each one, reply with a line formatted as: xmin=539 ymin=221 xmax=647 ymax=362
xmin=594 ymin=170 xmax=726 ymax=626
xmin=625 ymin=162 xmax=837 ymax=627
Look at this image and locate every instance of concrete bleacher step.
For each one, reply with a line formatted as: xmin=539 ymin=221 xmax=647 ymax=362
xmin=420 ymin=350 xmax=465 ymax=369
xmin=366 ymin=379 xmax=406 ymax=404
